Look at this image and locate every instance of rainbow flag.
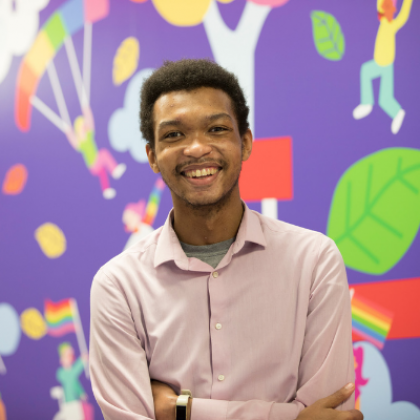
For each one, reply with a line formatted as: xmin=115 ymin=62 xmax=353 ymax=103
xmin=351 ymin=294 xmax=393 ymax=349
xmin=44 ymin=298 xmax=76 ymax=337
xmin=142 ymin=178 xmax=165 ymax=226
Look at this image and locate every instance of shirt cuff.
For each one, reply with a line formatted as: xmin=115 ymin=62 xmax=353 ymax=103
xmin=191 ymin=398 xmax=228 ymax=420
xmin=269 ymin=400 xmax=305 ymax=420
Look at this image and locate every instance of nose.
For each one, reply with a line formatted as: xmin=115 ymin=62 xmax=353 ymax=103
xmin=184 ymin=135 xmax=212 ymax=159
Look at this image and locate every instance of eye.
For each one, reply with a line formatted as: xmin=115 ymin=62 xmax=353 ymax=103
xmin=210 ymin=126 xmax=227 ymax=133
xmin=165 ymin=131 xmax=182 ymax=139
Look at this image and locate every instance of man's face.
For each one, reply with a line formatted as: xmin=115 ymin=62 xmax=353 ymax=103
xmin=146 ymin=87 xmax=252 ymax=208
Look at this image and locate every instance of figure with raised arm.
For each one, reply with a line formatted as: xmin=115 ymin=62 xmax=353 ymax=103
xmin=353 ymin=0 xmax=413 ymax=134
xmin=66 ymin=107 xmax=126 ymax=199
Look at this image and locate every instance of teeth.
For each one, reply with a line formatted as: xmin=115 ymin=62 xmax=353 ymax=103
xmin=185 ymin=167 xmax=219 ymax=178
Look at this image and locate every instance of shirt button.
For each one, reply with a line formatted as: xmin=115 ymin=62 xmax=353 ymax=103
xmin=212 ymin=271 xmax=219 ymax=278
xmin=218 ymin=374 xmax=225 ymax=381
xmin=215 ymin=323 xmax=222 ymax=330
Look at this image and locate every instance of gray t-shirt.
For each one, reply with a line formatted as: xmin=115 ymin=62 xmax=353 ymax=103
xmin=180 ymin=237 xmax=235 ymax=269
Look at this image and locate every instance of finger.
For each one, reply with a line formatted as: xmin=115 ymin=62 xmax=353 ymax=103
xmin=345 ymin=409 xmax=364 ymax=420
xmin=319 ymin=383 xmax=355 ymax=409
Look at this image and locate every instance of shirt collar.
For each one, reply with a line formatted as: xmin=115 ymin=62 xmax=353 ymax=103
xmin=154 ymin=202 xmax=267 ymax=270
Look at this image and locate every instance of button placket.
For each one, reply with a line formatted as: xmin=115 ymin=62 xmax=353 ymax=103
xmin=208 ymin=270 xmax=231 ymax=399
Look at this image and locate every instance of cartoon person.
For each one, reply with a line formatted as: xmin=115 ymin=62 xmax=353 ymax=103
xmin=65 ymin=107 xmax=126 ymax=199
xmin=353 ymin=0 xmax=413 ymax=134
xmin=123 ymin=200 xmax=146 ymax=233
xmin=54 ymin=342 xmax=88 ymax=420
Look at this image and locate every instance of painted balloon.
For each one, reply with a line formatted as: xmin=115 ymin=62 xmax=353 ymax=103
xmin=20 ymin=308 xmax=47 ymax=340
xmin=34 ymin=223 xmax=67 ymax=258
xmin=2 ymin=164 xmax=28 ymax=195
xmin=152 ymin=0 xmax=212 ymax=26
xmin=15 ymin=0 xmax=110 ymax=132
xmin=113 ymin=37 xmax=140 ymax=86
xmin=0 ymin=303 xmax=21 ymax=356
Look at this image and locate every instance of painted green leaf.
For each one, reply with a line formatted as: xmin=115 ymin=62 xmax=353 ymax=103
xmin=327 ymin=148 xmax=420 ymax=275
xmin=311 ymin=11 xmax=345 ymax=61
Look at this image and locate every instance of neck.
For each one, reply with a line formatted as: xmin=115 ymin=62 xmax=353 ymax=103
xmin=172 ymin=188 xmax=244 ymax=246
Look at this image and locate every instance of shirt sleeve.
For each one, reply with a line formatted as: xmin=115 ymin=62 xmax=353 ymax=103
xmin=89 ymin=268 xmax=155 ymax=420
xmin=191 ymin=236 xmax=354 ymax=420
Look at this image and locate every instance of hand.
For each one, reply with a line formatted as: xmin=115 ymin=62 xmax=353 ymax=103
xmin=151 ymin=380 xmax=178 ymax=420
xmin=296 ymin=383 xmax=363 ymax=420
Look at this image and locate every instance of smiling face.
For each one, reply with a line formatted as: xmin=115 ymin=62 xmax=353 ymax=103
xmin=146 ymin=87 xmax=252 ymax=209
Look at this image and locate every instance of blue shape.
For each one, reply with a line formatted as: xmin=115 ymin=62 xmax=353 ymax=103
xmin=59 ymin=0 xmax=84 ymax=36
xmin=352 ymin=320 xmax=385 ymax=344
xmin=355 ymin=342 xmax=420 ymax=420
xmin=108 ymin=68 xmax=154 ymax=163
xmin=0 ymin=303 xmax=21 ymax=356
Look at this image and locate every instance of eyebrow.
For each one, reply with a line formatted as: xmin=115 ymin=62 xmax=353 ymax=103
xmin=157 ymin=112 xmax=233 ymax=131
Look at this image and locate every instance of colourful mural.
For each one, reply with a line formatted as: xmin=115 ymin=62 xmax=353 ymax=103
xmin=0 ymin=0 xmax=419 ymax=418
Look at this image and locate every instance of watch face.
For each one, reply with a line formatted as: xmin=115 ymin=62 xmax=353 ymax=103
xmin=176 ymin=405 xmax=187 ymax=420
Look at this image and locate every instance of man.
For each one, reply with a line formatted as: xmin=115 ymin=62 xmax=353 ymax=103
xmin=90 ymin=59 xmax=363 ymax=420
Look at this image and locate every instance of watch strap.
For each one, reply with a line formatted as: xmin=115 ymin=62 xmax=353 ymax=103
xmin=175 ymin=390 xmax=192 ymax=420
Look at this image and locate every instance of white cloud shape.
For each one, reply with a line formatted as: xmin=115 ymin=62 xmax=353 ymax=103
xmin=108 ymin=68 xmax=154 ymax=163
xmin=0 ymin=0 xmax=50 ymax=84
xmin=355 ymin=342 xmax=420 ymax=420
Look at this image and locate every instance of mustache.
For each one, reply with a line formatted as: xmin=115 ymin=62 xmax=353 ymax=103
xmin=175 ymin=158 xmax=226 ymax=174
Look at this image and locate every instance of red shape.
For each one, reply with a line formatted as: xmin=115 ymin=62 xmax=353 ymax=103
xmin=351 ymin=277 xmax=420 ymax=340
xmin=239 ymin=136 xmax=293 ymax=201
xmin=2 ymin=164 xmax=28 ymax=195
xmin=84 ymin=0 xmax=110 ymax=23
xmin=15 ymin=60 xmax=40 ymax=132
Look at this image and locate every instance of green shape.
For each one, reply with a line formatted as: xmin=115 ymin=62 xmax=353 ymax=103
xmin=327 ymin=148 xmax=420 ymax=275
xmin=44 ymin=12 xmax=67 ymax=50
xmin=310 ymin=11 xmax=345 ymax=61
xmin=351 ymin=313 xmax=388 ymax=336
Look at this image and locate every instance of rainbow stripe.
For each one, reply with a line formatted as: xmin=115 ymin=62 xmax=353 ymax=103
xmin=351 ymin=294 xmax=393 ymax=349
xmin=15 ymin=0 xmax=109 ymax=131
xmin=143 ymin=178 xmax=165 ymax=226
xmin=44 ymin=298 xmax=76 ymax=337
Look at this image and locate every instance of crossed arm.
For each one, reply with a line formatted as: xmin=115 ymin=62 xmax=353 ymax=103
xmin=90 ymin=241 xmax=362 ymax=420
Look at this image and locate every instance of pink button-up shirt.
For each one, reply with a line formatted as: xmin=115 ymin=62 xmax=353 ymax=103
xmin=90 ymin=205 xmax=355 ymax=420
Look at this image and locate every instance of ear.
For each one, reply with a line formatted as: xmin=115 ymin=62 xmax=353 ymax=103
xmin=146 ymin=144 xmax=160 ymax=174
xmin=241 ymin=129 xmax=253 ymax=162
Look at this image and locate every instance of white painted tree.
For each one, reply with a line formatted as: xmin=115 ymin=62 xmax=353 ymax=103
xmin=152 ymin=0 xmax=290 ymax=134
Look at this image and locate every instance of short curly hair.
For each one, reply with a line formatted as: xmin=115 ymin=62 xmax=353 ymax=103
xmin=140 ymin=59 xmax=250 ymax=150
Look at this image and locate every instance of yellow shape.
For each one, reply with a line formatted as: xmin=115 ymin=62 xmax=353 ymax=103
xmin=25 ymin=31 xmax=55 ymax=77
xmin=35 ymin=223 xmax=66 ymax=258
xmin=113 ymin=37 xmax=140 ymax=86
xmin=152 ymin=0 xmax=212 ymax=26
xmin=217 ymin=0 xmax=235 ymax=3
xmin=20 ymin=308 xmax=47 ymax=340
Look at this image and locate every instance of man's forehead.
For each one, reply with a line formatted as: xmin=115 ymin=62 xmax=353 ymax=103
xmin=154 ymin=87 xmax=234 ymax=116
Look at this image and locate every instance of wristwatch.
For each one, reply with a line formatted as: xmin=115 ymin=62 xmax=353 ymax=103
xmin=175 ymin=389 xmax=192 ymax=420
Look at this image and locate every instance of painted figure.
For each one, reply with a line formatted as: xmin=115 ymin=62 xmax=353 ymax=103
xmin=66 ymin=107 xmax=126 ymax=199
xmin=353 ymin=0 xmax=413 ymax=134
xmin=122 ymin=177 xmax=165 ymax=249
xmin=53 ymin=343 xmax=88 ymax=420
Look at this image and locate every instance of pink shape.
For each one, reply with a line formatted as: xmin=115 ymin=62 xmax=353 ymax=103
xmin=82 ymin=402 xmax=94 ymax=420
xmin=353 ymin=347 xmax=369 ymax=401
xmin=84 ymin=0 xmax=110 ymax=23
xmin=247 ymin=0 xmax=290 ymax=8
